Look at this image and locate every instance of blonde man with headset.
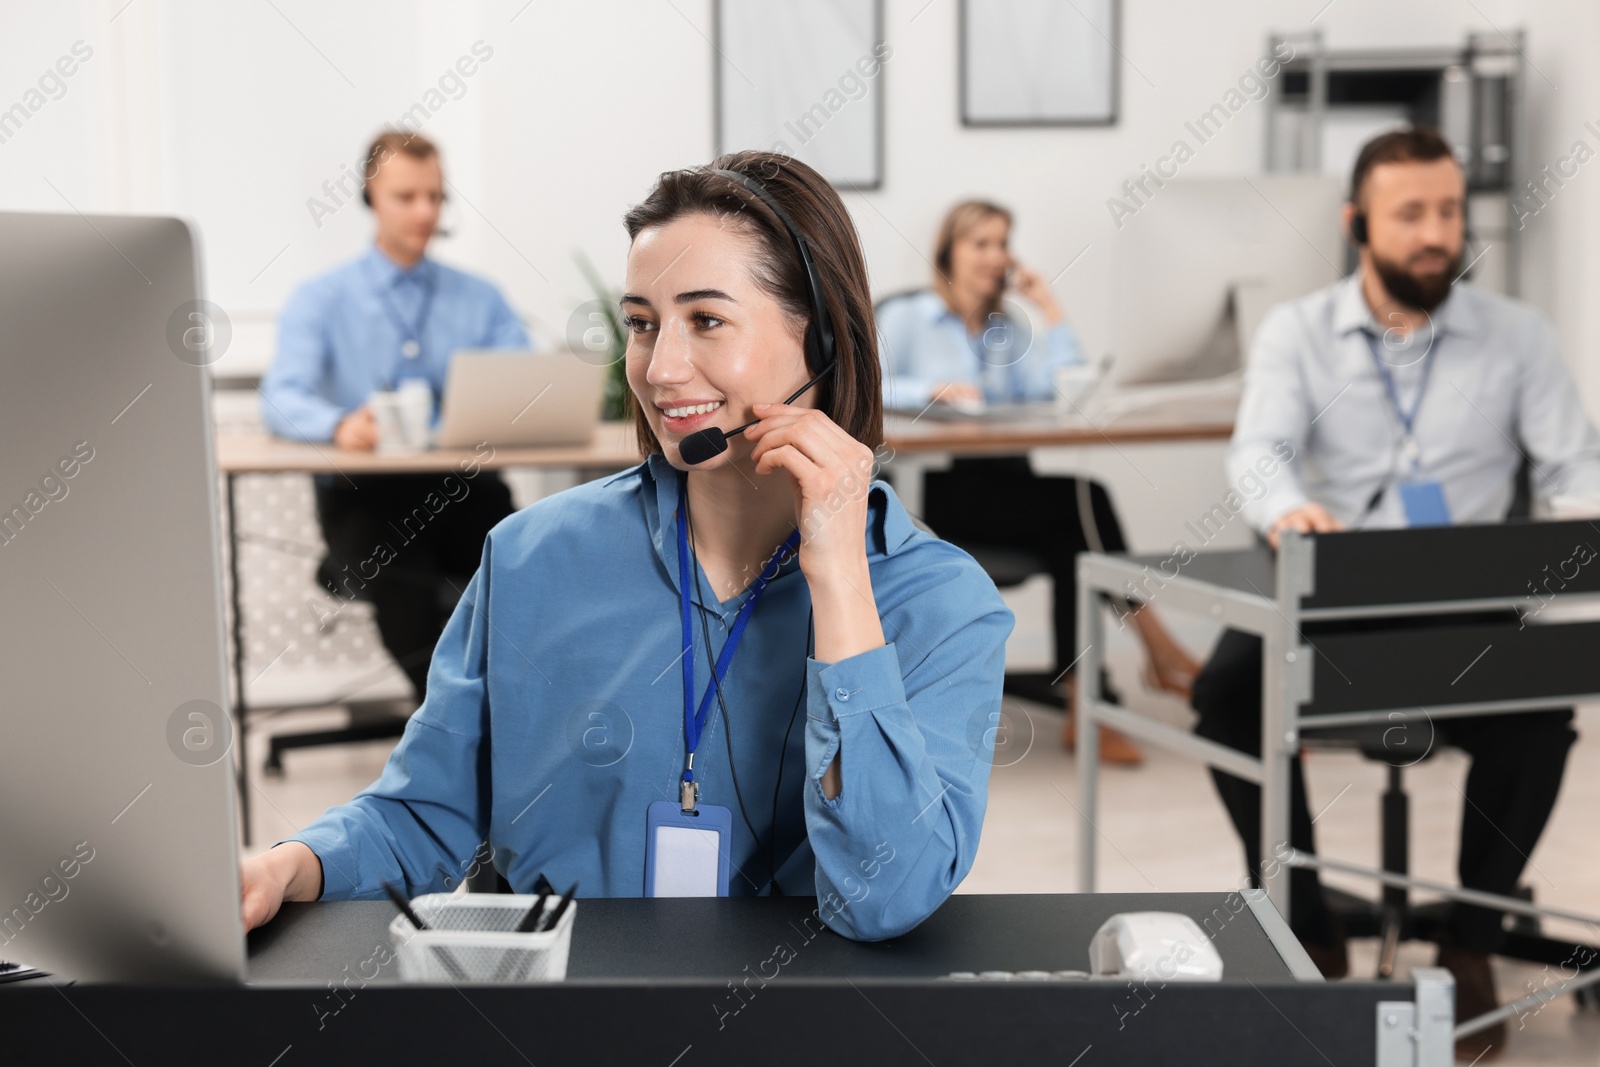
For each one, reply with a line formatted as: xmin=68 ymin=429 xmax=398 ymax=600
xmin=260 ymin=130 xmax=528 ymax=704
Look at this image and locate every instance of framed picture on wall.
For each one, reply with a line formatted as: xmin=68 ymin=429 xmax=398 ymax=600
xmin=713 ymin=0 xmax=886 ymax=190
xmin=960 ymin=0 xmax=1119 ymax=127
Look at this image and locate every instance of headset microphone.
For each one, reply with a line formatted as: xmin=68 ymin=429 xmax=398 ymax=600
xmin=678 ymin=362 xmax=835 ymax=465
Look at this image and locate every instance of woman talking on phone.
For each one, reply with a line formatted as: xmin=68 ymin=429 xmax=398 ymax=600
xmin=876 ymin=200 xmax=1199 ymax=764
xmin=239 ymin=153 xmax=1013 ymax=942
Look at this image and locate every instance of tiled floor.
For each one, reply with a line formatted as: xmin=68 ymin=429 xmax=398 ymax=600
xmin=243 ymin=646 xmax=1600 ymax=1064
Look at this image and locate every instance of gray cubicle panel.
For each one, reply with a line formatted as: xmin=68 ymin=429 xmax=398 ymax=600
xmin=1298 ymin=519 xmax=1600 ymax=609
xmin=1283 ymin=520 xmax=1600 ymax=719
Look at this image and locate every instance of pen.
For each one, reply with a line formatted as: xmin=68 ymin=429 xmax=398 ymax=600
xmin=382 ymin=881 xmax=469 ymax=983
xmin=382 ymin=881 xmax=430 ymax=930
xmin=537 ymin=880 xmax=579 ymax=933
xmin=513 ymin=887 xmax=553 ymax=934
xmin=511 ymin=880 xmax=580 ymax=981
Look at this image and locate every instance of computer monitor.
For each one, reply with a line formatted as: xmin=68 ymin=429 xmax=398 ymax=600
xmin=0 ymin=212 xmax=244 ymax=982
xmin=1108 ymin=175 xmax=1347 ymax=385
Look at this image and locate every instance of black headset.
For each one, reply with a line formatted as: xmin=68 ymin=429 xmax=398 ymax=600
xmin=710 ymin=168 xmax=836 ymax=376
xmin=1349 ymin=210 xmax=1369 ymax=246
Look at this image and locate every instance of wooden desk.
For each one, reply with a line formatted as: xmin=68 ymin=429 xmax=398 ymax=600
xmin=215 ymin=412 xmax=1233 ymax=475
xmin=881 ymin=410 xmax=1232 ymax=455
xmin=215 ymin=421 xmax=643 ymax=475
xmin=880 ymin=410 xmax=1232 ymax=513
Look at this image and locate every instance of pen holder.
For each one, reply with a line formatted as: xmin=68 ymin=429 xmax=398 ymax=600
xmin=389 ymin=892 xmax=578 ymax=983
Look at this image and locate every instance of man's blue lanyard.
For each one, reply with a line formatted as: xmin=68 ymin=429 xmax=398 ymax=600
xmin=1364 ymin=329 xmax=1438 ymax=470
xmin=676 ymin=497 xmax=800 ymax=811
xmin=366 ymin=257 xmax=437 ymax=368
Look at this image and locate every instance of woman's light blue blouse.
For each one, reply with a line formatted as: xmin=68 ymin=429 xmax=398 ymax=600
xmin=287 ymin=453 xmax=1014 ymax=941
xmin=877 ymin=289 xmax=1084 ymax=409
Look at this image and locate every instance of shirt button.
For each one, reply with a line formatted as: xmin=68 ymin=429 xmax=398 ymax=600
xmin=835 ymin=687 xmax=850 ymax=702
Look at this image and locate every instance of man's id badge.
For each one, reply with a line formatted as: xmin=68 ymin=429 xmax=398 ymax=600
xmin=644 ymin=800 xmax=732 ymax=897
xmin=1399 ymin=480 xmax=1451 ymax=527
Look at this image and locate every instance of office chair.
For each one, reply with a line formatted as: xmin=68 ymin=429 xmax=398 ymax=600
xmin=261 ymin=556 xmax=471 ymax=774
xmin=1301 ymin=722 xmax=1586 ymax=1004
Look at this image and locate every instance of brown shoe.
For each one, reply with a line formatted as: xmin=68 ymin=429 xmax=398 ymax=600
xmin=1061 ymin=710 xmax=1144 ymax=764
xmin=1436 ymin=944 xmax=1504 ymax=1062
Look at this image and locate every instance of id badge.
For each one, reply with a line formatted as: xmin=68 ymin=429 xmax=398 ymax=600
xmin=1399 ymin=480 xmax=1451 ymax=527
xmin=644 ymin=800 xmax=732 ymax=897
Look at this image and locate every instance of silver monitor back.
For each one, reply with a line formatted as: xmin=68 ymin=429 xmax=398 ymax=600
xmin=0 ymin=211 xmax=244 ymax=983
xmin=1109 ymin=175 xmax=1347 ymax=385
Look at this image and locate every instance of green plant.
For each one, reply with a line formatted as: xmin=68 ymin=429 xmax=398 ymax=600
xmin=573 ymin=250 xmax=630 ymax=421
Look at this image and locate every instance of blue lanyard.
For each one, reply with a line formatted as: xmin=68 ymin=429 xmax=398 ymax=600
xmin=366 ymin=256 xmax=437 ymax=365
xmin=1364 ymin=329 xmax=1437 ymax=440
xmin=676 ymin=490 xmax=800 ymax=807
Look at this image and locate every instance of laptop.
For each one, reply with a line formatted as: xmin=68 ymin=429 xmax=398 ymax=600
xmin=435 ymin=351 xmax=606 ymax=449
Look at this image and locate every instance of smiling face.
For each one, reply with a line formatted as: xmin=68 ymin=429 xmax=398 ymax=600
xmin=621 ymin=212 xmax=815 ymax=472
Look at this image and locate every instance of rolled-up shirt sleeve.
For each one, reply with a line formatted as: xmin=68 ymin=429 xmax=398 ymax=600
xmin=801 ymin=556 xmax=1013 ymax=941
xmin=1231 ymin=304 xmax=1315 ymax=533
xmin=285 ymin=539 xmax=496 ymax=898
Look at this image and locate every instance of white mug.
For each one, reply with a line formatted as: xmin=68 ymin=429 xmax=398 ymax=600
xmin=370 ymin=391 xmax=425 ymax=454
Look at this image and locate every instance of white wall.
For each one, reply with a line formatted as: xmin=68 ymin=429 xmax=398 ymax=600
xmin=3 ymin=0 xmax=1596 ymax=394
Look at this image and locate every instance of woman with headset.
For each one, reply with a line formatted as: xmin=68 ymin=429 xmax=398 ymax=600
xmin=876 ymin=200 xmax=1199 ymax=764
xmin=238 ymin=153 xmax=1013 ymax=942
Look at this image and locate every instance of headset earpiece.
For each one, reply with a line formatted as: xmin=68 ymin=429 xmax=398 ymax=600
xmin=1350 ymin=211 xmax=1368 ymax=246
xmin=712 ymin=168 xmax=836 ymax=377
xmin=362 ymin=186 xmax=372 ymax=209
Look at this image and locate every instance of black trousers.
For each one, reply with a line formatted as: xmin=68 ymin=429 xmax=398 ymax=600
xmin=922 ymin=456 xmax=1126 ymax=673
xmin=313 ymin=472 xmax=514 ymax=701
xmin=1192 ymin=624 xmax=1577 ymax=951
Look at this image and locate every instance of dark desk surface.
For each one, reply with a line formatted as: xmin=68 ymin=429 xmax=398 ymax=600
xmin=246 ymin=892 xmax=1298 ymax=984
xmin=11 ymin=895 xmax=1424 ymax=1067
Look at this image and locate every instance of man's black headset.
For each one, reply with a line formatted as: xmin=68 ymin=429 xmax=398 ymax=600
xmin=1349 ymin=208 xmax=1369 ymax=245
xmin=360 ymin=144 xmax=452 ymax=235
xmin=675 ymin=169 xmax=838 ymax=466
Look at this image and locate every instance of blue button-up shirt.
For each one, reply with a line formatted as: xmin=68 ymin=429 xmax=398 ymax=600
xmin=260 ymin=246 xmax=529 ymax=442
xmin=1231 ymin=274 xmax=1600 ymax=532
xmin=876 ymin=289 xmax=1085 ymax=409
xmin=287 ymin=453 xmax=1014 ymax=941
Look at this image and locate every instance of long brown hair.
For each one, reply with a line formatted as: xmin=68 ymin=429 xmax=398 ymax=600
xmin=620 ymin=150 xmax=883 ymax=455
xmin=932 ymin=199 xmax=1012 ymax=324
